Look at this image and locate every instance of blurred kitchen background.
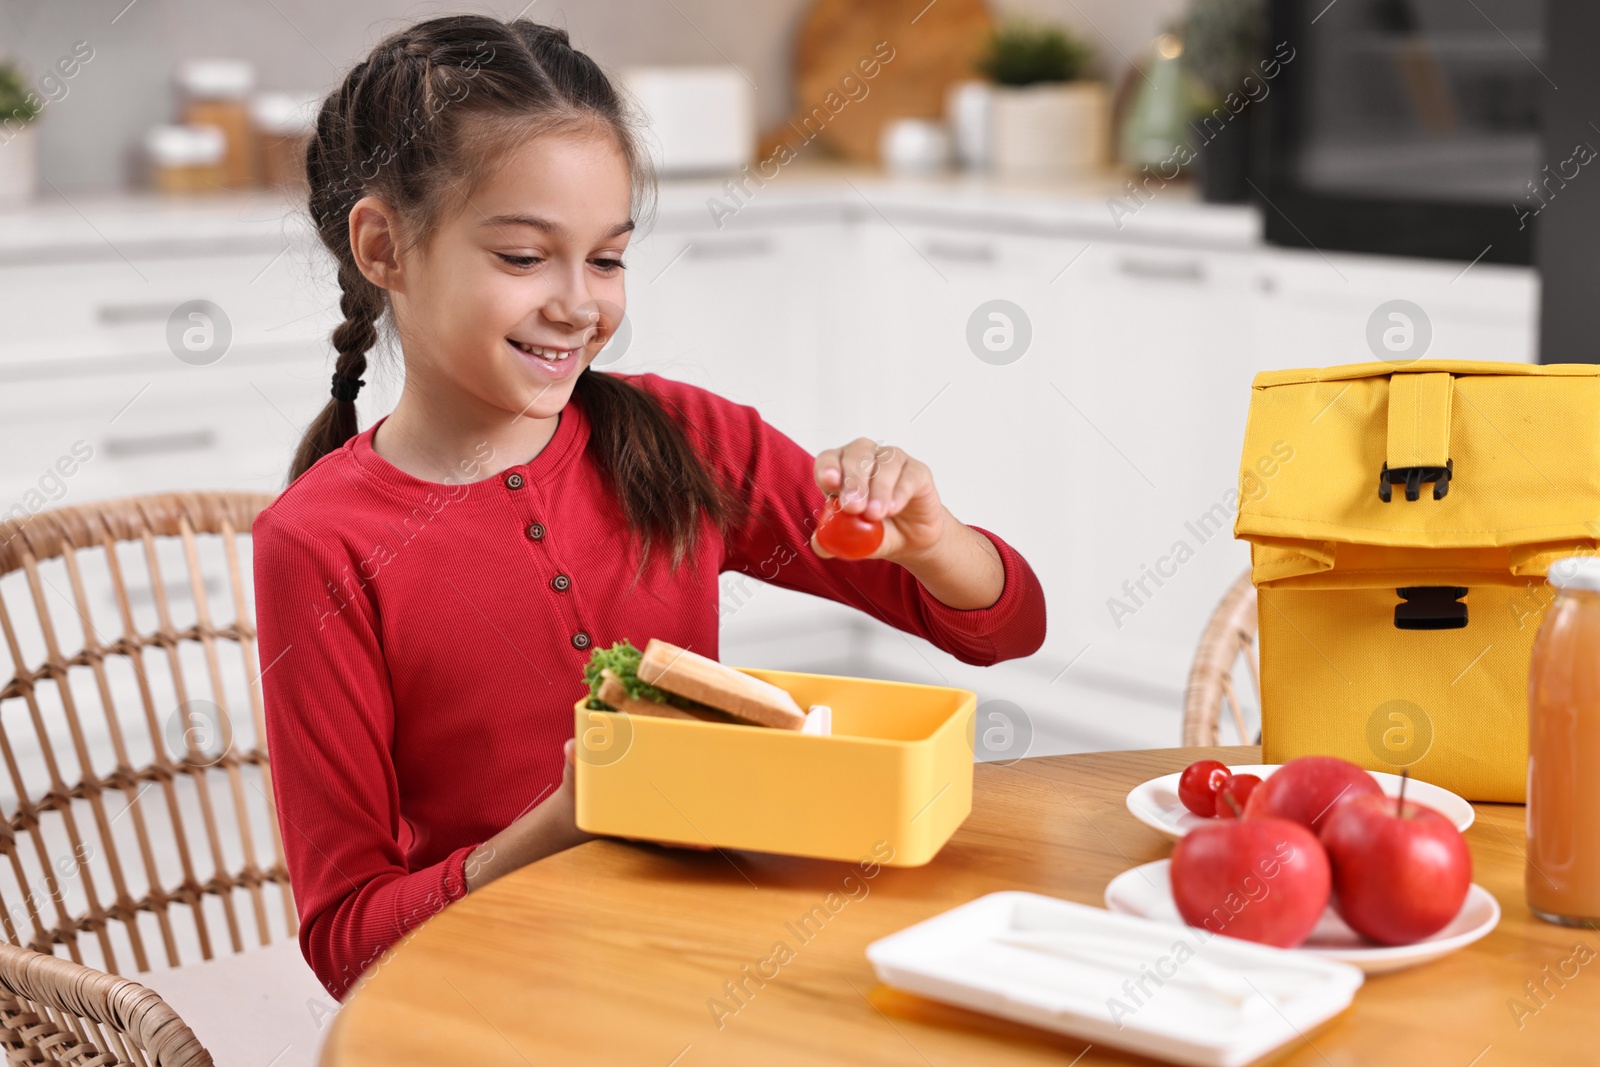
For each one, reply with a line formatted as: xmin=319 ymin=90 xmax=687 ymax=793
xmin=0 ymin=0 xmax=1587 ymax=760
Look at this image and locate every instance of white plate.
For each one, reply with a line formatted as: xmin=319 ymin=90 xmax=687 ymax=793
xmin=867 ymin=891 xmax=1363 ymax=1067
xmin=1125 ymin=763 xmax=1475 ymax=841
xmin=1104 ymin=860 xmax=1500 ymax=975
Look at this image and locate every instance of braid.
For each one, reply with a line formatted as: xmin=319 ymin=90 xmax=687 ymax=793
xmin=331 ymin=259 xmax=381 ymax=376
xmin=288 ymin=258 xmax=382 ymax=483
xmin=285 ymin=42 xmax=407 ymax=484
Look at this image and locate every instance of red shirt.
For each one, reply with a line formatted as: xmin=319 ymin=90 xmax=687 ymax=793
xmin=252 ymin=372 xmax=1047 ymax=999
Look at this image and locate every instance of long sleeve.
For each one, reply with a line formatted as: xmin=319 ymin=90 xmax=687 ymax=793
xmin=252 ymin=507 xmax=476 ymax=1001
xmin=656 ymin=377 xmax=1048 ymax=665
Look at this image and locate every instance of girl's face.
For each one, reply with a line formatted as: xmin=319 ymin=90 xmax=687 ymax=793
xmin=388 ymin=125 xmax=633 ymax=422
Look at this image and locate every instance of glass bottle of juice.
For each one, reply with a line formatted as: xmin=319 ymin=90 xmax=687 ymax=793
xmin=1527 ymin=555 xmax=1600 ymax=925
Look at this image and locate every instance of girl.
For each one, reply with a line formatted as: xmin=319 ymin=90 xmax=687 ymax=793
xmin=254 ymin=14 xmax=1047 ymax=1002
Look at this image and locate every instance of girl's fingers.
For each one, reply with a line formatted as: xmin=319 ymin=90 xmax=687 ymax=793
xmin=813 ymin=447 xmax=845 ymax=494
xmin=816 ymin=439 xmax=917 ymax=520
xmin=864 ymin=446 xmax=906 ymax=521
xmin=836 ymin=438 xmax=879 ymax=510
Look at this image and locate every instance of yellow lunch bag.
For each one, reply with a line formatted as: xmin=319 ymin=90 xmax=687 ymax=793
xmin=1232 ymin=359 xmax=1600 ymax=803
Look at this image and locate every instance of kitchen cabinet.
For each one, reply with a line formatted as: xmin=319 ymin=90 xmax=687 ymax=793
xmin=0 ymin=349 xmax=332 ymax=510
xmin=0 ymin=236 xmax=337 ymax=511
xmin=819 ymin=220 xmax=1265 ymax=751
xmin=1252 ymin=248 xmax=1540 ymax=366
xmin=0 ymin=246 xmax=336 ymax=367
xmin=827 ymin=219 xmax=1080 ymax=635
xmin=1050 ymin=244 xmax=1263 ymax=691
xmin=615 ymin=216 xmax=836 ymax=455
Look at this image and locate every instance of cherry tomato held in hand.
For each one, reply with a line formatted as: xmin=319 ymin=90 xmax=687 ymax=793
xmin=1178 ymin=759 xmax=1232 ymax=817
xmin=815 ymin=495 xmax=885 ymax=560
xmin=1215 ymin=773 xmax=1263 ymax=820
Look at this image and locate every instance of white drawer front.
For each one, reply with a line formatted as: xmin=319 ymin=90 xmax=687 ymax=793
xmin=0 ymin=346 xmax=336 ymax=514
xmin=0 ymin=242 xmax=340 ymax=367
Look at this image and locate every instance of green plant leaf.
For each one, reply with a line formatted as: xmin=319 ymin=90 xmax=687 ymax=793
xmin=0 ymin=61 xmax=41 ymax=126
xmin=979 ymin=19 xmax=1095 ymax=86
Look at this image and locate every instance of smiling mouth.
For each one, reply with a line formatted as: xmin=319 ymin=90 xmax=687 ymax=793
xmin=507 ymin=338 xmax=577 ymax=362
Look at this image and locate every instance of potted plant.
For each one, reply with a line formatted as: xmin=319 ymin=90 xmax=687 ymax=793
xmin=979 ymin=20 xmax=1107 ymax=179
xmin=1183 ymin=0 xmax=1266 ymax=202
xmin=0 ymin=59 xmax=41 ymax=202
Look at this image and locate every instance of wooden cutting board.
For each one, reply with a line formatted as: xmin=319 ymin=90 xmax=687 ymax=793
xmin=758 ymin=0 xmax=995 ymax=165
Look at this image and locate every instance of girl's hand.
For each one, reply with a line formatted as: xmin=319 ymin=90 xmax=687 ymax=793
xmin=810 ymin=436 xmax=1008 ymax=610
xmin=464 ymin=738 xmax=593 ymax=892
xmin=811 ymin=438 xmax=948 ymax=565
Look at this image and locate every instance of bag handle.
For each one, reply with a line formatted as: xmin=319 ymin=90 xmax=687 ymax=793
xmin=1380 ymin=372 xmax=1454 ymax=502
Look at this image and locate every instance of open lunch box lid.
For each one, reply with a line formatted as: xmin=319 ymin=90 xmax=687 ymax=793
xmin=1232 ymin=359 xmax=1600 ymax=588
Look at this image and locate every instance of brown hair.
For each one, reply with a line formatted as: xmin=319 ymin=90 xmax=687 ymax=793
xmin=290 ymin=15 xmax=743 ymax=574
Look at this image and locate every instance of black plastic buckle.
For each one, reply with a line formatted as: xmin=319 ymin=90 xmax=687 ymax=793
xmin=1394 ymin=586 xmax=1468 ymax=630
xmin=1379 ymin=459 xmax=1452 ymax=502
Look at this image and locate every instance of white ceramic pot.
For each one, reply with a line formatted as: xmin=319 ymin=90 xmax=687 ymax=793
xmin=990 ymin=80 xmax=1109 ymax=179
xmin=0 ymin=121 xmax=38 ymax=202
xmin=880 ymin=118 xmax=950 ymax=176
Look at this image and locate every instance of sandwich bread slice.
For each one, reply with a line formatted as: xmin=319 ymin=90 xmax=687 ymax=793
xmin=636 ymin=638 xmax=807 ymax=730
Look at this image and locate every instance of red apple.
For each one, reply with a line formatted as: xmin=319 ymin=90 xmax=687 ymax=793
xmin=1170 ymin=817 xmax=1331 ymax=948
xmin=1318 ymin=792 xmax=1472 ymax=945
xmin=1215 ymin=773 xmax=1262 ymax=819
xmin=1243 ymin=756 xmax=1383 ymax=833
xmin=1178 ymin=759 xmax=1231 ymax=817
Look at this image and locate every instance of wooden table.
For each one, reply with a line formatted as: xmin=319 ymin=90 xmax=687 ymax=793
xmin=320 ymin=746 xmax=1591 ymax=1066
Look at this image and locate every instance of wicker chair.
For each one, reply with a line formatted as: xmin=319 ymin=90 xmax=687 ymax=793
xmin=0 ymin=938 xmax=207 ymax=1065
xmin=1181 ymin=569 xmax=1262 ymax=747
xmin=0 ymin=491 xmax=308 ymax=1065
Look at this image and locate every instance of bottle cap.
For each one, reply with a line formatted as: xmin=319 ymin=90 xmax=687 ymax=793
xmin=250 ymin=90 xmax=320 ymax=135
xmin=144 ymin=124 xmax=226 ymax=166
xmin=177 ymin=58 xmax=255 ymax=99
xmin=1547 ymin=555 xmax=1600 ymax=592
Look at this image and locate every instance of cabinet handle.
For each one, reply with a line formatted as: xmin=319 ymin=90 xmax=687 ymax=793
xmin=683 ymin=236 xmax=774 ymax=260
xmin=97 ymin=302 xmax=182 ymax=325
xmin=921 ymin=240 xmax=997 ymax=263
xmin=102 ymin=429 xmax=217 ymax=458
xmin=1116 ymin=257 xmax=1206 ymax=282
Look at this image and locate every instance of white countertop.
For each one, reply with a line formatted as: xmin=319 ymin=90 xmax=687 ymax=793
xmin=0 ymin=161 xmax=1262 ymax=263
xmin=644 ymin=160 xmax=1261 ymax=247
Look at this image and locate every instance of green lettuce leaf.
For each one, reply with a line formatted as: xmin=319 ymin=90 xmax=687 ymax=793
xmin=581 ymin=640 xmax=693 ymax=711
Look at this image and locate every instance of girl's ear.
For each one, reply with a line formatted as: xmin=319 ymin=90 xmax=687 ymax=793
xmin=348 ymin=195 xmax=405 ymax=292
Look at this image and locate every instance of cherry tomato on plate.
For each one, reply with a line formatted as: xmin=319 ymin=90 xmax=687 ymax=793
xmin=815 ymin=495 xmax=885 ymax=560
xmin=1214 ymin=773 xmax=1263 ymax=819
xmin=1177 ymin=759 xmax=1232 ymax=817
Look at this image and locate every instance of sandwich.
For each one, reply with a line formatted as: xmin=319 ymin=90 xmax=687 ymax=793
xmin=582 ymin=638 xmax=810 ymax=731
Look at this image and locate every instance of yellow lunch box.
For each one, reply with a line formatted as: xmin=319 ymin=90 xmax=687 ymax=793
xmin=572 ymin=668 xmax=977 ymax=866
